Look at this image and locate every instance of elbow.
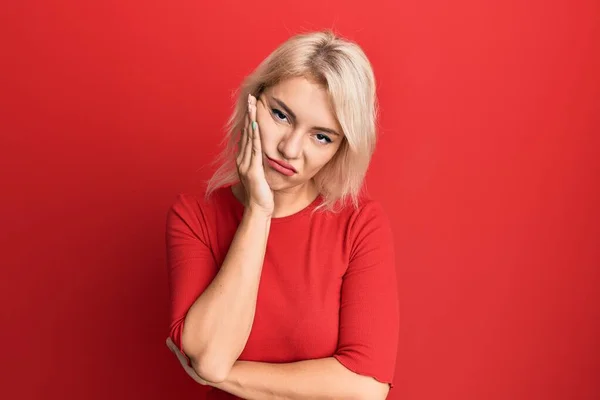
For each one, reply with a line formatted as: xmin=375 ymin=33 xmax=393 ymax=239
xmin=188 ymin=353 xmax=232 ymax=384
xmin=181 ymin=329 xmax=232 ymax=383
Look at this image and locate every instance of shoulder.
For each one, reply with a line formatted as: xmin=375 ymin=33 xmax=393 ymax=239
xmin=168 ymin=186 xmax=232 ymax=216
xmin=345 ymin=196 xmax=392 ymax=233
xmin=167 ymin=192 xmax=205 ymax=224
xmin=312 ymin=195 xmax=392 ymax=235
xmin=166 ymin=186 xmax=234 ymax=239
xmin=340 ymin=196 xmax=394 ymax=256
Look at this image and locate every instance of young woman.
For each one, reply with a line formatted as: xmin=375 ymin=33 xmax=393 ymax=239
xmin=165 ymin=30 xmax=399 ymax=399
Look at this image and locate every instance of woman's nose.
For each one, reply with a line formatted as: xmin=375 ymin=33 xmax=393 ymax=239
xmin=277 ymin=129 xmax=303 ymax=160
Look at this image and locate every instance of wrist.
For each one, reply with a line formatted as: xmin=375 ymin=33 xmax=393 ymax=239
xmin=244 ymin=207 xmax=273 ymax=220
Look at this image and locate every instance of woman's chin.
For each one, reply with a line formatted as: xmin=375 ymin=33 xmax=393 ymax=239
xmin=264 ymin=170 xmax=297 ymax=191
xmin=265 ymin=178 xmax=290 ymax=192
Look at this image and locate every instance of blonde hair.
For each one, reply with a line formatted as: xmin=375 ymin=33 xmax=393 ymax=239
xmin=205 ymin=30 xmax=379 ymax=212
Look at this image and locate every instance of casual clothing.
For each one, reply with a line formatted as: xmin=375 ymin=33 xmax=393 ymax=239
xmin=166 ymin=185 xmax=399 ymax=398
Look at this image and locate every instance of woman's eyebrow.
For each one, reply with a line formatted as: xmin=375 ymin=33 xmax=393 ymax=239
xmin=272 ymin=97 xmax=297 ymax=120
xmin=271 ymin=96 xmax=340 ymax=136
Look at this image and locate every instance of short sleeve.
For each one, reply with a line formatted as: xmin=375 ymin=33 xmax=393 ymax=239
xmin=166 ymin=194 xmax=218 ymax=366
xmin=333 ymin=201 xmax=400 ymax=387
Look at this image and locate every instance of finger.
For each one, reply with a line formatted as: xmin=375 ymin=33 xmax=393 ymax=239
xmin=240 ymin=105 xmax=253 ymax=170
xmin=166 ymin=338 xmax=208 ymax=385
xmin=166 ymin=338 xmax=188 ymax=367
xmin=182 ymin=363 xmax=207 ymax=385
xmin=165 ymin=337 xmax=176 ymax=352
xmin=236 ymin=113 xmax=250 ymax=165
xmin=237 ymin=109 xmax=250 ymax=164
xmin=249 ymin=101 xmax=263 ymax=168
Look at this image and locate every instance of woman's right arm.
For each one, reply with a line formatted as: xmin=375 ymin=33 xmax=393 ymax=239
xmin=181 ymin=207 xmax=271 ymax=383
xmin=173 ymin=94 xmax=274 ymax=383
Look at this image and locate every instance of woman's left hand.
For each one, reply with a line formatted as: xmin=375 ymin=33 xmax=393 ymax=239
xmin=165 ymin=337 xmax=209 ymax=385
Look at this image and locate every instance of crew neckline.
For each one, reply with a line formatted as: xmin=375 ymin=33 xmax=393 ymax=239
xmin=224 ymin=184 xmax=323 ymax=223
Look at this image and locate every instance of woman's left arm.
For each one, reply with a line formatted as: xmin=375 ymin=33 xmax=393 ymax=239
xmin=210 ymin=357 xmax=388 ymax=400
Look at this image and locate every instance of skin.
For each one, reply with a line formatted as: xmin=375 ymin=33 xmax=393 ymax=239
xmin=231 ymin=75 xmax=345 ymax=218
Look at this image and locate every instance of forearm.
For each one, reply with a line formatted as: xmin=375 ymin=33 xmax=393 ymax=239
xmin=210 ymin=357 xmax=388 ymax=400
xmin=181 ymin=208 xmax=271 ymax=381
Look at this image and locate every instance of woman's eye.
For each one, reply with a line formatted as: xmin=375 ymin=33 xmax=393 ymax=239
xmin=315 ymin=133 xmax=332 ymax=144
xmin=271 ymin=108 xmax=288 ymax=122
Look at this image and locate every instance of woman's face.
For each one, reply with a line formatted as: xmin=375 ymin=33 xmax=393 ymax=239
xmin=255 ymin=76 xmax=344 ymax=191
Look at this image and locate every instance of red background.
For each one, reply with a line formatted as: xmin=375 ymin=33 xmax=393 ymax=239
xmin=2 ymin=1 xmax=599 ymax=399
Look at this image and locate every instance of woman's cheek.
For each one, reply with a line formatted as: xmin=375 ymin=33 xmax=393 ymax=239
xmin=256 ymin=100 xmax=269 ymax=121
xmin=256 ymin=107 xmax=272 ymax=132
xmin=256 ymin=109 xmax=274 ymax=145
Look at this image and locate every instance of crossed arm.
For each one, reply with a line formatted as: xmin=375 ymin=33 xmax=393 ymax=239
xmin=166 ymin=337 xmax=389 ymax=400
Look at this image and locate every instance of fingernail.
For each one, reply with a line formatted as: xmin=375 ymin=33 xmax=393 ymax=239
xmin=252 ymin=121 xmax=257 ymax=131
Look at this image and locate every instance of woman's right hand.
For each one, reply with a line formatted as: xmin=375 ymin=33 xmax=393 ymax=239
xmin=236 ymin=94 xmax=274 ymax=216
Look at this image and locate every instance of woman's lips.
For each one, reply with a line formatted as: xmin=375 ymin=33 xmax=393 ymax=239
xmin=266 ymin=156 xmax=296 ymax=176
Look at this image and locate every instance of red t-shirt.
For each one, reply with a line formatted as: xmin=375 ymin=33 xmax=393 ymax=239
xmin=166 ymin=185 xmax=399 ymax=398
